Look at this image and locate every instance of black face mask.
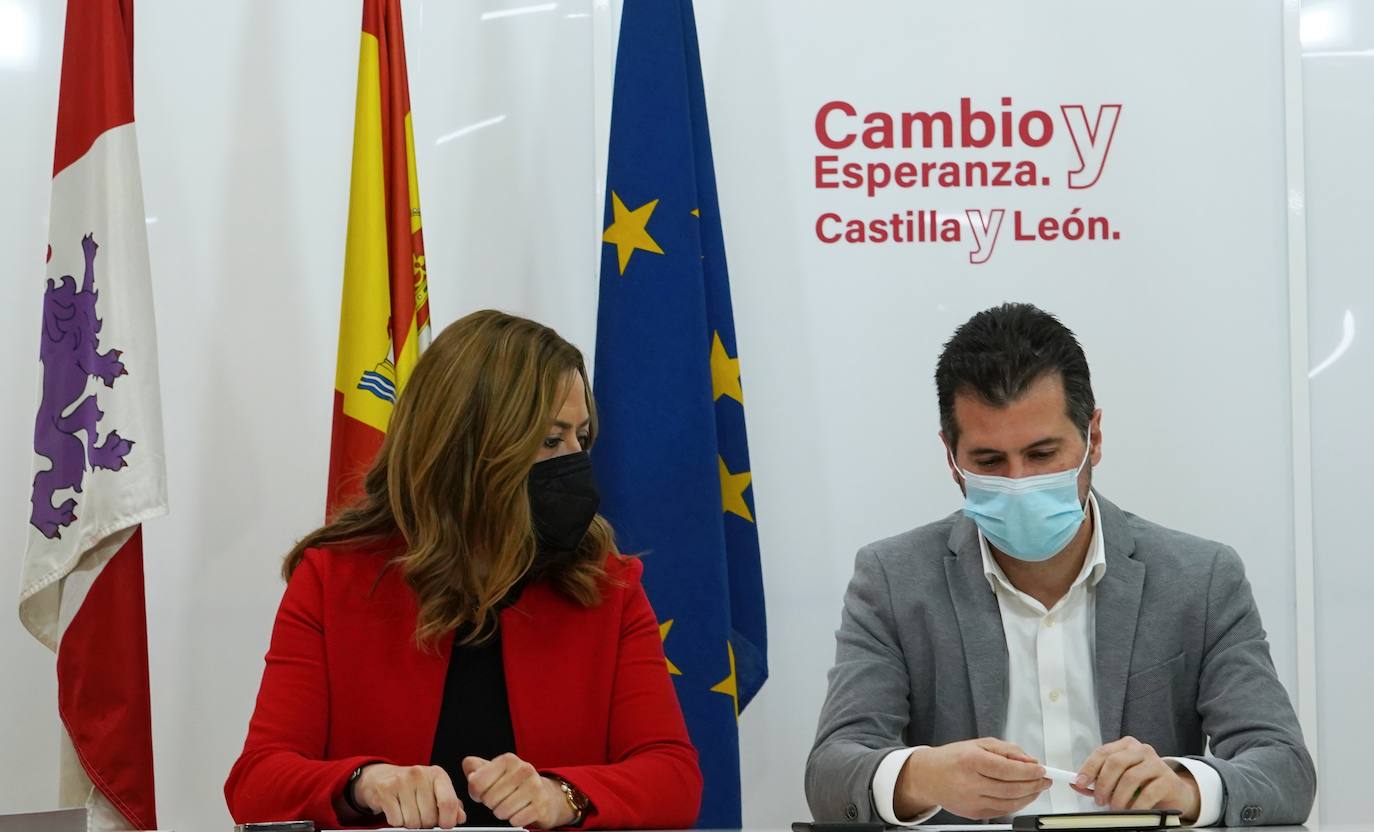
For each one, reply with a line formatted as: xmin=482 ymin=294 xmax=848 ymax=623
xmin=527 ymin=451 xmax=601 ymax=559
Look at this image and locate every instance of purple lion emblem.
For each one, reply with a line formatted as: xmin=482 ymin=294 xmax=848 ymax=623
xmin=30 ymin=233 xmax=135 ymax=539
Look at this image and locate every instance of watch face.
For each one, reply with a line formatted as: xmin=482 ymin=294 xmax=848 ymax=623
xmin=561 ymin=779 xmax=588 ymax=811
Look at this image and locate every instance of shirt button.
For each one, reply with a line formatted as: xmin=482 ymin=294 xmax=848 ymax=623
xmin=1044 ymin=616 xmax=1055 ymax=627
xmin=1049 ymin=689 xmax=1062 ymax=703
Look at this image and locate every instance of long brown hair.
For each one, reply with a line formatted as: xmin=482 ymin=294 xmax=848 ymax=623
xmin=284 ymin=310 xmax=616 ymax=644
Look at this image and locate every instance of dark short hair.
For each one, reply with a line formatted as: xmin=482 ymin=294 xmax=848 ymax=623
xmin=935 ymin=303 xmax=1095 ymax=449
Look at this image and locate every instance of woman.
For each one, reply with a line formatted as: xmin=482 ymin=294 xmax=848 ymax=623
xmin=225 ymin=311 xmax=702 ymax=830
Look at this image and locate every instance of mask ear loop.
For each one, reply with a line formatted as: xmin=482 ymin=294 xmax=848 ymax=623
xmin=1076 ymin=429 xmax=1093 ymax=474
xmin=946 ymin=445 xmax=967 ymax=484
xmin=1073 ymin=431 xmax=1094 ymax=513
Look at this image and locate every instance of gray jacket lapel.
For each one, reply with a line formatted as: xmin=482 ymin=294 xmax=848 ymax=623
xmin=945 ymin=516 xmax=1008 ymax=740
xmin=1092 ymin=493 xmax=1144 ymax=743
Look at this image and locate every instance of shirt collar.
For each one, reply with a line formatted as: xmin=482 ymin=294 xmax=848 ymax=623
xmin=980 ymin=491 xmax=1107 ymax=596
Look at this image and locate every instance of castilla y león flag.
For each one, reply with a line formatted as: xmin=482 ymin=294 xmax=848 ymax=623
xmin=327 ymin=0 xmax=431 ymax=515
xmin=19 ymin=0 xmax=166 ymax=830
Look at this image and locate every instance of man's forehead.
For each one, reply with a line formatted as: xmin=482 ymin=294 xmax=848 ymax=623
xmin=952 ymin=381 xmax=1077 ymax=450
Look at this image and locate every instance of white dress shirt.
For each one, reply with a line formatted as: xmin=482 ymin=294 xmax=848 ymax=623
xmin=872 ymin=494 xmax=1223 ymax=826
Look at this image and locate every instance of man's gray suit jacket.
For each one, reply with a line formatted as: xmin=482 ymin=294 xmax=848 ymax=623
xmin=805 ymin=493 xmax=1316 ymax=827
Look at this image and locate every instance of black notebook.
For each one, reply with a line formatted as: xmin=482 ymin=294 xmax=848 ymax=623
xmin=1012 ymin=809 xmax=1183 ymax=831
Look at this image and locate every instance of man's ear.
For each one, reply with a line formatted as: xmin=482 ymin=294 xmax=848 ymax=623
xmin=1088 ymin=409 xmax=1103 ymax=467
xmin=940 ymin=430 xmax=961 ymax=486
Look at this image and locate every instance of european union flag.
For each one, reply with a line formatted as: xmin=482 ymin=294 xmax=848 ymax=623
xmin=591 ymin=0 xmax=767 ymax=826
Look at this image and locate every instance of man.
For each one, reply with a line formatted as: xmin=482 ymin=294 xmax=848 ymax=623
xmin=805 ymin=303 xmax=1315 ymax=827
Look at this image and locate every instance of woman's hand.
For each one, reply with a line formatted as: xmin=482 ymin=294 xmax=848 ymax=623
xmin=463 ymin=753 xmax=578 ymax=828
xmin=351 ymin=763 xmax=466 ymax=829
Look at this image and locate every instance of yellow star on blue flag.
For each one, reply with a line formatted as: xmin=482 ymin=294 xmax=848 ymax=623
xmin=710 ymin=642 xmax=740 ymax=719
xmin=602 ymin=192 xmax=664 ymax=275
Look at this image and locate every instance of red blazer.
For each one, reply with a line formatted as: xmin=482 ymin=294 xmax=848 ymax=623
xmin=225 ymin=544 xmax=702 ymax=829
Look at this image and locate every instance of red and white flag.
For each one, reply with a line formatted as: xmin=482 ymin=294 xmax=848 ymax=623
xmin=19 ymin=1 xmax=165 ymax=829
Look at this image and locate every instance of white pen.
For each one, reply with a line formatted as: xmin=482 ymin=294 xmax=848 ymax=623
xmin=1043 ymin=765 xmax=1092 ymax=788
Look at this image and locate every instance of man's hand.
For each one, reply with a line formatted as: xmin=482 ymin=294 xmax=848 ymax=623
xmin=1073 ymin=737 xmax=1200 ymax=821
xmin=895 ymin=737 xmax=1051 ymax=820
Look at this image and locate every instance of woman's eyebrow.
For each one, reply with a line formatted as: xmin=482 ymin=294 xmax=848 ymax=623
xmin=552 ymin=419 xmax=592 ymax=430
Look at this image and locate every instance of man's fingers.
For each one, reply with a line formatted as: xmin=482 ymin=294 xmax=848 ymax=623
xmin=978 ymin=776 xmax=1052 ymax=801
xmin=975 ymin=737 xmax=1037 ymax=763
xmin=1098 ymin=737 xmax=1141 ymax=756
xmin=1078 ymin=737 xmax=1139 ymax=787
xmin=1076 ymin=751 xmax=1104 ymax=787
xmin=1077 ymin=746 xmax=1119 ymax=787
xmin=1094 ymin=749 xmax=1146 ymax=807
xmin=1109 ymin=765 xmax=1152 ymax=811
xmin=972 ymin=748 xmax=1046 ymax=782
xmin=1128 ymin=777 xmax=1171 ymax=811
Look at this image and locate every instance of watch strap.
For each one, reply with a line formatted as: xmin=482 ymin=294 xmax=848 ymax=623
xmin=343 ymin=764 xmax=372 ymax=818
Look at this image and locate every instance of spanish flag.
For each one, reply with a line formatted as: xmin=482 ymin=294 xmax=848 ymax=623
xmin=328 ymin=0 xmax=430 ymax=515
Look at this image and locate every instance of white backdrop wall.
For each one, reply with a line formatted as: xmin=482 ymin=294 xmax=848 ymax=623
xmin=1301 ymin=0 xmax=1374 ymax=824
xmin=0 ymin=1 xmax=1364 ymax=830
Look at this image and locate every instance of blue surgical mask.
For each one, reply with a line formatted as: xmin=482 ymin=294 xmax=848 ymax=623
xmin=952 ymin=437 xmax=1091 ymax=562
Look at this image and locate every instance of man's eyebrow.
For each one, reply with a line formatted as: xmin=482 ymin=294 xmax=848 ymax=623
xmin=967 ymin=437 xmax=1062 ymax=456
